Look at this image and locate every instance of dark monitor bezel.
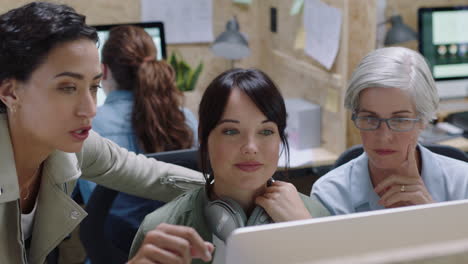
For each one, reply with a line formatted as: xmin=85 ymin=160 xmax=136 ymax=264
xmin=145 ymin=148 xmax=200 ymax=172
xmin=418 ymin=6 xmax=468 ymax=81
xmin=92 ymin=21 xmax=167 ymax=60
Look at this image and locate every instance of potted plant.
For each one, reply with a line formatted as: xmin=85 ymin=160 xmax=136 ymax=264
xmin=169 ymin=52 xmax=203 ymax=92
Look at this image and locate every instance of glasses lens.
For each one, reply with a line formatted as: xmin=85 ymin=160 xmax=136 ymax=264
xmin=355 ymin=117 xmax=379 ymax=130
xmin=388 ymin=118 xmax=415 ymax=131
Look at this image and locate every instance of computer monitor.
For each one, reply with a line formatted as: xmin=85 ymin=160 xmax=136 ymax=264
xmin=225 ymin=199 xmax=468 ymax=264
xmin=313 ymin=237 xmax=468 ymax=264
xmin=418 ymin=6 xmax=468 ymax=99
xmin=92 ymin=22 xmax=167 ymax=106
xmin=145 ymin=148 xmax=200 ymax=172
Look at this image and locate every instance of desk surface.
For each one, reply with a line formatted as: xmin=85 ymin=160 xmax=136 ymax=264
xmin=298 ymin=137 xmax=468 ymax=169
xmin=436 ymin=99 xmax=468 ymax=152
xmin=279 ymin=147 xmax=338 ymax=169
xmin=438 ymin=136 xmax=468 ymax=152
xmin=437 ymin=98 xmax=468 ymax=121
xmin=303 ymin=147 xmax=338 ymax=167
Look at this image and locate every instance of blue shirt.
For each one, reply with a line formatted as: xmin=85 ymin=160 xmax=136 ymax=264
xmin=311 ymin=145 xmax=468 ymax=215
xmin=93 ymin=90 xmax=198 ymax=151
xmin=83 ymin=89 xmax=199 ymax=253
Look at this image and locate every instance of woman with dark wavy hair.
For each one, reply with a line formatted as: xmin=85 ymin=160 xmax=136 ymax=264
xmin=0 ymin=2 xmax=211 ymax=264
xmin=78 ymin=25 xmax=199 ymax=256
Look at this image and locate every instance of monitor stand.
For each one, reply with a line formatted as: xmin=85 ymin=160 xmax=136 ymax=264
xmin=436 ymin=79 xmax=468 ymax=99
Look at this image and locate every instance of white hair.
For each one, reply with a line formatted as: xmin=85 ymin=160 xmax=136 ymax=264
xmin=344 ymin=47 xmax=439 ymax=123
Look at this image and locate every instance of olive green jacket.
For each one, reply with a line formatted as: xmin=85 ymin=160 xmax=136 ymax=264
xmin=130 ymin=187 xmax=330 ymax=264
xmin=0 ymin=114 xmax=205 ymax=264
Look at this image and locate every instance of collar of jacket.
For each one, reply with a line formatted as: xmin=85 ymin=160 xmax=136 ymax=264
xmin=0 ymin=114 xmax=81 ymax=201
xmin=0 ymin=114 xmax=86 ymax=263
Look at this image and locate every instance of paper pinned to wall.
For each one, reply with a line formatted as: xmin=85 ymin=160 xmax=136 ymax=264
xmin=141 ymin=0 xmax=214 ymax=44
xmin=303 ymin=0 xmax=342 ymax=70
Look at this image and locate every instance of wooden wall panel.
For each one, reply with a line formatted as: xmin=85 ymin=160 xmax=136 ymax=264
xmin=256 ymin=0 xmax=375 ymax=154
xmin=0 ymin=0 xmax=258 ymax=115
xmin=345 ymin=0 xmax=377 ymax=147
xmin=173 ymin=0 xmax=263 ymax=114
xmin=0 ymin=0 xmax=380 ymax=155
xmin=255 ymin=0 xmax=342 ymax=154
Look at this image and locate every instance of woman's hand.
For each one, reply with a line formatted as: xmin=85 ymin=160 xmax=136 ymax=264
xmin=255 ymin=181 xmax=311 ymax=222
xmin=128 ymin=223 xmax=214 ymax=264
xmin=374 ymin=143 xmax=434 ymax=208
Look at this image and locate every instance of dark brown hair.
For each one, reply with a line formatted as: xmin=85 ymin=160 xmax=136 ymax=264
xmin=198 ymin=68 xmax=289 ymax=188
xmin=0 ymin=2 xmax=97 ymax=112
xmin=101 ymin=25 xmax=192 ymax=152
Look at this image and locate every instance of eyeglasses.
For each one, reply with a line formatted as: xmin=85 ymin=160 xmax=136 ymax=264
xmin=352 ymin=114 xmax=421 ymax=132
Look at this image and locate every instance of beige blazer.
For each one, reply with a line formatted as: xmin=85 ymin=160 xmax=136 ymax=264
xmin=0 ymin=114 xmax=205 ymax=264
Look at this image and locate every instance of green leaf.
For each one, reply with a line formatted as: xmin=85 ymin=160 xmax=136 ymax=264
xmin=169 ymin=53 xmax=177 ymax=70
xmin=187 ymin=63 xmax=203 ymax=91
xmin=168 ymin=51 xmax=203 ymax=92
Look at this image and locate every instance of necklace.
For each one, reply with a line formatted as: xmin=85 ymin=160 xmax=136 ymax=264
xmin=20 ymin=164 xmax=42 ymax=201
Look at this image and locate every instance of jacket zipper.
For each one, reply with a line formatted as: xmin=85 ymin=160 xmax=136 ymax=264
xmin=17 ymin=200 xmax=28 ymax=264
xmin=161 ymin=176 xmax=205 ymax=190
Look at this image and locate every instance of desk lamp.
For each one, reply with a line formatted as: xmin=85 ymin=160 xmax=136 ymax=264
xmin=211 ymin=16 xmax=250 ymax=68
xmin=384 ymin=15 xmax=417 ymax=45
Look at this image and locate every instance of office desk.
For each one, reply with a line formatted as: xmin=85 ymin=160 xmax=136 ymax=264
xmin=283 ymin=139 xmax=468 ymax=195
xmin=438 ymin=98 xmax=468 ymax=121
xmin=436 ymin=98 xmax=468 ymax=152
xmin=438 ymin=136 xmax=468 ymax=152
xmin=282 ymin=136 xmax=467 ymax=172
xmin=277 ymin=147 xmax=337 ymax=194
xmin=281 ymin=135 xmax=468 ymax=171
xmin=278 ymin=147 xmax=338 ymax=169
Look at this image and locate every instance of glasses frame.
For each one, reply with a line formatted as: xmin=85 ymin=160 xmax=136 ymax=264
xmin=351 ymin=113 xmax=421 ymax=132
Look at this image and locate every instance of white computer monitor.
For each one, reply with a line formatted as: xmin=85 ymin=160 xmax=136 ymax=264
xmin=225 ymin=199 xmax=468 ymax=264
xmin=92 ymin=22 xmax=167 ymax=106
xmin=418 ymin=6 xmax=468 ymax=99
xmin=315 ymin=237 xmax=468 ymax=264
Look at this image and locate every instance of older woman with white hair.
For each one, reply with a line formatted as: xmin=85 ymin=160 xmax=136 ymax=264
xmin=311 ymin=47 xmax=468 ymax=215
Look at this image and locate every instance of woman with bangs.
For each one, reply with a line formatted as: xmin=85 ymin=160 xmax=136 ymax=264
xmin=130 ymin=68 xmax=329 ymax=264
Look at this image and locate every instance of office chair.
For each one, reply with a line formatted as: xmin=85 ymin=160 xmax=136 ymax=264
xmin=79 ymin=148 xmax=201 ymax=264
xmin=334 ymin=144 xmax=468 ymax=169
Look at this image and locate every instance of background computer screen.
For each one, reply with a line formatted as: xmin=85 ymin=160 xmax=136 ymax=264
xmin=418 ymin=6 xmax=468 ymax=99
xmin=93 ymin=22 xmax=167 ymax=106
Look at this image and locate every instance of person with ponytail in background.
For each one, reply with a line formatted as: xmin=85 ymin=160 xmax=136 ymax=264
xmin=78 ymin=25 xmax=199 ymax=257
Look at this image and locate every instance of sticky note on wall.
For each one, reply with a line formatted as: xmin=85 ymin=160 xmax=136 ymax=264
xmin=294 ymin=27 xmax=306 ymax=50
xmin=325 ymin=89 xmax=339 ymax=113
xmin=290 ymin=0 xmax=304 ymax=16
xmin=233 ymin=0 xmax=252 ymax=4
